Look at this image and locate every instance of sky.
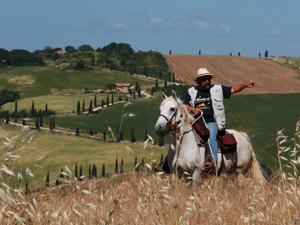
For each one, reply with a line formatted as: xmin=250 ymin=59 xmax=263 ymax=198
xmin=1 ymin=0 xmax=300 ymax=57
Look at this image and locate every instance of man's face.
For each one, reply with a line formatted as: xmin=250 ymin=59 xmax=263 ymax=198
xmin=197 ymin=76 xmax=212 ymax=91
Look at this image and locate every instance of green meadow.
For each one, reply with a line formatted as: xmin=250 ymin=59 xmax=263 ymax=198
xmin=1 ymin=64 xmax=300 ymax=188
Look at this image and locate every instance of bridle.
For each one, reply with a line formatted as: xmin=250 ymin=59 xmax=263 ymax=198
xmin=159 ymin=103 xmax=181 ymax=134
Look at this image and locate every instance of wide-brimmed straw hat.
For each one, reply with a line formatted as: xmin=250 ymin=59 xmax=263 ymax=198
xmin=196 ymin=68 xmax=214 ymax=79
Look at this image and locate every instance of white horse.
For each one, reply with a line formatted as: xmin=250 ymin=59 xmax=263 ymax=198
xmin=154 ymin=91 xmax=266 ymax=185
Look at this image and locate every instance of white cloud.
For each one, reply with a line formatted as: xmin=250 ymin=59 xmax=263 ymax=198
xmin=150 ymin=18 xmax=164 ymax=23
xmin=268 ymin=30 xmax=284 ymax=36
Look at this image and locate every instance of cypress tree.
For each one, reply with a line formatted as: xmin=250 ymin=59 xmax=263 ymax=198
xmin=115 ymin=158 xmax=118 ymax=174
xmin=133 ymin=90 xmax=136 ymax=99
xmin=164 ymin=77 xmax=167 ymax=88
xmin=75 ymin=162 xmax=78 ymax=179
xmin=145 ymin=129 xmax=148 ymax=141
xmin=259 ymin=52 xmax=261 ymax=58
xmin=155 ymin=79 xmax=158 ymax=90
xmin=31 ymin=101 xmax=35 ymax=117
xmin=52 ymin=116 xmax=55 ymax=129
xmin=45 ymin=103 xmax=48 ymax=116
xmin=46 ymin=171 xmax=49 ymax=187
xmin=77 ymin=101 xmax=80 ymax=115
xmin=169 ymin=50 xmax=171 ymax=55
xmin=79 ymin=165 xmax=82 ymax=181
xmin=238 ymin=52 xmax=240 ymax=56
xmin=5 ymin=113 xmax=9 ymax=124
xmin=92 ymin=164 xmax=97 ymax=178
xmin=172 ymin=73 xmax=175 ymax=83
xmin=15 ymin=101 xmax=18 ymax=112
xmin=199 ymin=50 xmax=201 ymax=55
xmin=138 ymin=86 xmax=141 ymax=98
xmin=40 ymin=113 xmax=43 ymax=127
xmin=131 ymin=127 xmax=135 ymax=143
xmin=135 ymin=82 xmax=138 ymax=91
xmin=265 ymin=50 xmax=268 ymax=57
xmin=36 ymin=117 xmax=40 ymax=130
xmin=111 ymin=93 xmax=114 ymax=105
xmin=22 ymin=119 xmax=25 ymax=126
xmin=103 ymin=130 xmax=106 ymax=141
xmin=168 ymin=73 xmax=171 ymax=82
xmin=89 ymin=164 xmax=92 ymax=179
xmin=230 ymin=53 xmax=232 ymax=56
xmin=94 ymin=94 xmax=97 ymax=107
xmin=159 ymin=70 xmax=162 ymax=79
xmin=119 ymin=131 xmax=123 ymax=141
xmin=89 ymin=100 xmax=93 ymax=114
xmin=50 ymin=116 xmax=53 ymax=130
xmin=120 ymin=158 xmax=124 ymax=174
xmin=151 ymin=88 xmax=154 ymax=96
xmin=102 ymin=163 xmax=105 ymax=177
xmin=76 ymin=127 xmax=79 ymax=136
xmin=106 ymin=95 xmax=109 ymax=107
xmin=134 ymin=156 xmax=137 ymax=168
xmin=82 ymin=99 xmax=85 ymax=112
xmin=101 ymin=99 xmax=104 ymax=108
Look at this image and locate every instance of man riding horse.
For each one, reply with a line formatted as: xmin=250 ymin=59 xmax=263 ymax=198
xmin=184 ymin=68 xmax=255 ymax=171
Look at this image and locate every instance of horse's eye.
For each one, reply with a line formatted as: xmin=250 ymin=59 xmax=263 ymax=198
xmin=170 ymin=107 xmax=175 ymax=112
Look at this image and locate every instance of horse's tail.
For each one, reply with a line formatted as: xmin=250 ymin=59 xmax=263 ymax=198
xmin=250 ymin=150 xmax=267 ymax=186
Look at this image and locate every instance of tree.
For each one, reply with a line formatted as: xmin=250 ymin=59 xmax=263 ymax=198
xmin=111 ymin=93 xmax=114 ymax=105
xmin=78 ymin=44 xmax=94 ymax=52
xmin=45 ymin=171 xmax=49 ymax=187
xmin=53 ymin=116 xmax=55 ymax=129
xmin=35 ymin=117 xmax=40 ymax=130
xmin=159 ymin=70 xmax=162 ymax=79
xmin=77 ymin=101 xmax=80 ymax=115
xmin=40 ymin=113 xmax=43 ymax=127
xmin=92 ymin=54 xmax=95 ymax=67
xmin=230 ymin=53 xmax=232 ymax=56
xmin=106 ymin=95 xmax=109 ymax=107
xmin=65 ymin=45 xmax=77 ymax=53
xmin=103 ymin=130 xmax=106 ymax=141
xmin=82 ymin=99 xmax=85 ymax=112
xmin=164 ymin=77 xmax=168 ymax=88
xmin=5 ymin=113 xmax=9 ymax=124
xmin=50 ymin=116 xmax=53 ymax=130
xmin=101 ymin=99 xmax=104 ymax=108
xmin=238 ymin=52 xmax=240 ymax=56
xmin=31 ymin=101 xmax=35 ymax=117
xmin=102 ymin=163 xmax=105 ymax=177
xmin=199 ymin=50 xmax=201 ymax=55
xmin=120 ymin=158 xmax=124 ymax=174
xmin=135 ymin=82 xmax=138 ymax=91
xmin=79 ymin=165 xmax=83 ymax=181
xmin=76 ymin=127 xmax=79 ymax=136
xmin=115 ymin=158 xmax=118 ymax=174
xmin=169 ymin=50 xmax=171 ymax=55
xmin=74 ymin=59 xmax=85 ymax=70
xmin=15 ymin=101 xmax=17 ymax=112
xmin=145 ymin=129 xmax=148 ymax=141
xmin=89 ymin=100 xmax=93 ymax=114
xmin=259 ymin=52 xmax=261 ymax=58
xmin=75 ymin=162 xmax=78 ymax=179
xmin=155 ymin=79 xmax=158 ymax=90
xmin=133 ymin=90 xmax=135 ymax=100
xmin=265 ymin=50 xmax=268 ymax=58
xmin=172 ymin=73 xmax=175 ymax=83
xmin=105 ymin=83 xmax=116 ymax=90
xmin=94 ymin=94 xmax=97 ymax=107
xmin=131 ymin=127 xmax=136 ymax=143
xmin=45 ymin=103 xmax=48 ymax=116
xmin=138 ymin=86 xmax=141 ymax=98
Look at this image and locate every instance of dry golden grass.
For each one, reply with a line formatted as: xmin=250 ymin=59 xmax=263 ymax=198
xmin=1 ymin=171 xmax=300 ymax=224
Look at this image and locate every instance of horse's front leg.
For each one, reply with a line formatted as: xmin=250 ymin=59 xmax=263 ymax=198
xmin=192 ymin=168 xmax=202 ymax=185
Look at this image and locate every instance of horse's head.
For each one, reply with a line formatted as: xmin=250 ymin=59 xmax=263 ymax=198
xmin=154 ymin=90 xmax=184 ymax=137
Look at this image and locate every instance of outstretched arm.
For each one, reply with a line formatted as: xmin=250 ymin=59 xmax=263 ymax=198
xmin=231 ymin=81 xmax=255 ymax=94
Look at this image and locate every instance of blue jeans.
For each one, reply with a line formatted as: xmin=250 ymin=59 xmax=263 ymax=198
xmin=206 ymin=122 xmax=218 ymax=165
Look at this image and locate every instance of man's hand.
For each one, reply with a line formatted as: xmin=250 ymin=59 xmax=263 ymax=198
xmin=245 ymin=81 xmax=255 ymax=88
xmin=193 ymin=108 xmax=201 ymax=115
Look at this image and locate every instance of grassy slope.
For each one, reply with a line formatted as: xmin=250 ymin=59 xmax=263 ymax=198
xmin=0 ymin=66 xmax=155 ymax=98
xmin=0 ymin=128 xmax=165 ymax=189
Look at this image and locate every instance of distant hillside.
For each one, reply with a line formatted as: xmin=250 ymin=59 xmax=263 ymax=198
xmin=164 ymin=55 xmax=300 ymax=94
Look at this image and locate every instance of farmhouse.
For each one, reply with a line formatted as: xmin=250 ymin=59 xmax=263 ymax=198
xmin=115 ymin=83 xmax=131 ymax=93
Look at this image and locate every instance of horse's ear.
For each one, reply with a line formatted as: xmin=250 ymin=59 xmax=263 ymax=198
xmin=161 ymin=92 xmax=167 ymax=99
xmin=172 ymin=90 xmax=177 ymax=101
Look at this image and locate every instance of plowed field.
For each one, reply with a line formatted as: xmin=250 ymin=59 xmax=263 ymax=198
xmin=164 ymin=55 xmax=300 ymax=94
